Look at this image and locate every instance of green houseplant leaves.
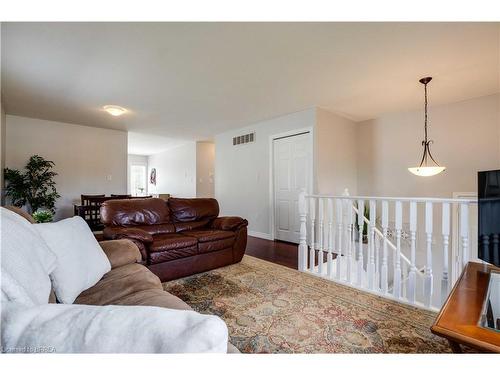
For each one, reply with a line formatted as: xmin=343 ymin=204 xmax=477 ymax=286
xmin=4 ymin=155 xmax=61 ymax=215
xmin=32 ymin=210 xmax=54 ymax=223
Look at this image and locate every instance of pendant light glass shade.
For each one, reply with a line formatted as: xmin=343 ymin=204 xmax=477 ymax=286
xmin=408 ymin=166 xmax=446 ymax=177
xmin=408 ymin=77 xmax=445 ymax=177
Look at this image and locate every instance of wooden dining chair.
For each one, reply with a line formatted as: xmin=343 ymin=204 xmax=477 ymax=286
xmin=81 ymin=194 xmax=105 ymax=206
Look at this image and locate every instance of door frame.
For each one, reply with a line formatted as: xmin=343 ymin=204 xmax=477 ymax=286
xmin=269 ymin=127 xmax=314 ymax=241
xmin=128 ymin=161 xmax=149 ymax=196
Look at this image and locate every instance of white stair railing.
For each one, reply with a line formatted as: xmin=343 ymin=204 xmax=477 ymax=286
xmin=351 ymin=203 xmax=423 ymax=279
xmin=298 ymin=190 xmax=477 ymax=311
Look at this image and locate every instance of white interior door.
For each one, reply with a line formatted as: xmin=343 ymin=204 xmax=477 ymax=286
xmin=273 ymin=132 xmax=312 ymax=243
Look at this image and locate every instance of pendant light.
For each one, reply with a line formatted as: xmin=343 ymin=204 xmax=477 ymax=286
xmin=408 ymin=77 xmax=446 ymax=177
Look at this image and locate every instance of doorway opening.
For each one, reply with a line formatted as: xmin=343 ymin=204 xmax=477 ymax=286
xmin=129 ymin=163 xmax=148 ymax=197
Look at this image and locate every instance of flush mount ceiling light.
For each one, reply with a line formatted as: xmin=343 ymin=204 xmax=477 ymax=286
xmin=103 ymin=105 xmax=127 ymax=116
xmin=408 ymin=77 xmax=446 ymax=177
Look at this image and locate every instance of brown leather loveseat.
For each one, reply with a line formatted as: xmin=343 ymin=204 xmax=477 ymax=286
xmin=101 ymin=198 xmax=248 ymax=282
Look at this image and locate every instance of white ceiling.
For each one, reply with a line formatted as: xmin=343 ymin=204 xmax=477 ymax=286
xmin=2 ymin=22 xmax=499 ymax=144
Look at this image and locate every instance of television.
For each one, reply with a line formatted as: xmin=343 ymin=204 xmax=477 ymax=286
xmin=478 ymin=170 xmax=500 ymax=267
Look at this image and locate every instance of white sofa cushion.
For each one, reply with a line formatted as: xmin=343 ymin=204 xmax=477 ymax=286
xmin=1 ymin=207 xmax=57 ymax=306
xmin=1 ymin=302 xmax=229 ymax=353
xmin=34 ymin=216 xmax=111 ymax=304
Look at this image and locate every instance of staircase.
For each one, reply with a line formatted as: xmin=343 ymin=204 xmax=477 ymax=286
xmin=297 ymin=189 xmax=477 ymax=311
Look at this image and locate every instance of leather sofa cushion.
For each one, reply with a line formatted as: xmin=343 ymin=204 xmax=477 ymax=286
xmin=211 ymin=216 xmax=248 ymax=231
xmin=75 ymin=263 xmax=162 ymax=306
xmin=133 ymin=223 xmax=176 ymax=235
xmin=174 ymin=219 xmax=210 ymax=232
xmin=182 ymin=229 xmax=235 ymax=242
xmin=198 ymin=238 xmax=235 ymax=254
xmin=101 ymin=198 xmax=171 ymax=226
xmin=149 ymin=234 xmax=198 ymax=253
xmin=168 ymin=198 xmax=219 ymax=222
xmin=103 ymin=227 xmax=154 ymax=243
xmin=149 ymin=245 xmax=198 ymax=264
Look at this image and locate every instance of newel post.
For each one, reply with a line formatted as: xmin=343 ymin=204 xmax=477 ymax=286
xmin=298 ymin=189 xmax=308 ymax=271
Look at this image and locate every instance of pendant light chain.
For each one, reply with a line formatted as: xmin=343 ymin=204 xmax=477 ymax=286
xmin=424 ymin=81 xmax=428 ymax=144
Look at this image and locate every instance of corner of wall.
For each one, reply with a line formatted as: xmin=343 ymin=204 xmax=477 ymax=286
xmin=314 ymin=107 xmax=359 ymax=196
xmin=195 ymin=141 xmax=215 ymax=198
xmin=312 ymin=107 xmax=320 ymax=195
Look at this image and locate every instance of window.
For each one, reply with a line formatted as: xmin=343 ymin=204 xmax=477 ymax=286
xmin=130 ymin=164 xmax=147 ymax=196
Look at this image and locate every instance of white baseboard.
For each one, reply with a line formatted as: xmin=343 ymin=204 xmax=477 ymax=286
xmin=248 ymin=230 xmax=273 ymax=240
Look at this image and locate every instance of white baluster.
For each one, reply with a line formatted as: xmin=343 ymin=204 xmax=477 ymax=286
xmin=407 ymin=201 xmax=417 ymax=303
xmin=309 ymin=197 xmax=316 ymax=273
xmin=336 ymin=198 xmax=343 ymax=280
xmin=298 ymin=190 xmax=308 ymax=271
xmin=346 ymin=199 xmax=353 ymax=283
xmin=375 ymin=235 xmax=381 ymax=290
xmin=381 ymin=200 xmax=389 ymax=294
xmin=424 ymin=202 xmax=433 ymax=307
xmin=441 ymin=203 xmax=450 ymax=303
xmin=318 ymin=198 xmax=324 ymax=275
xmin=327 ymin=198 xmax=334 ymax=278
xmin=352 ymin=205 xmax=357 ymax=284
xmin=460 ymin=203 xmax=469 ymax=267
xmin=357 ymin=199 xmax=364 ymax=287
xmin=402 ymin=262 xmax=408 ymax=298
xmin=368 ymin=200 xmax=376 ymax=290
xmin=393 ymin=201 xmax=402 ymax=299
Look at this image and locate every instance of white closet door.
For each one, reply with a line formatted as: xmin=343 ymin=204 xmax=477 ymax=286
xmin=273 ymin=132 xmax=312 ymax=243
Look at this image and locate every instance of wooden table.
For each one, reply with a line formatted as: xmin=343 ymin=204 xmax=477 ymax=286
xmin=431 ymin=262 xmax=500 ymax=353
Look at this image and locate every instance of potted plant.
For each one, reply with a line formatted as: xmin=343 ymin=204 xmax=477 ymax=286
xmin=4 ymin=155 xmax=60 ymax=219
xmin=32 ymin=209 xmax=54 ymax=223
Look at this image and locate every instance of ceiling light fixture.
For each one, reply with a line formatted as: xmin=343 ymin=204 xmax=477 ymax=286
xmin=103 ymin=105 xmax=127 ymax=116
xmin=408 ymin=77 xmax=446 ymax=177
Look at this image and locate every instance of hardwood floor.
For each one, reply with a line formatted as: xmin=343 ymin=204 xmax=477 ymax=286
xmin=245 ymin=236 xmax=299 ymax=269
xmin=245 ymin=235 xmax=333 ymax=270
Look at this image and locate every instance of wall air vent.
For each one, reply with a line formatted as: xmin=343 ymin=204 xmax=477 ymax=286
xmin=232 ymin=132 xmax=255 ymax=146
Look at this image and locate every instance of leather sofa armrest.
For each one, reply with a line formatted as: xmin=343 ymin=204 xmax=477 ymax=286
xmin=103 ymin=227 xmax=154 ymax=244
xmin=99 ymin=239 xmax=142 ymax=269
xmin=211 ymin=216 xmax=248 ymax=231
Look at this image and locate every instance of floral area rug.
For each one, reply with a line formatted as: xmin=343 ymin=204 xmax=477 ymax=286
xmin=163 ymin=255 xmax=450 ymax=353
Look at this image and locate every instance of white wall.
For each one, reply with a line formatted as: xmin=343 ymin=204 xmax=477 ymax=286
xmin=127 ymin=154 xmax=148 ymax=195
xmin=196 ymin=141 xmax=215 ymax=198
xmin=315 ymin=108 xmax=358 ymax=196
xmin=215 ymin=108 xmax=316 ymax=238
xmin=5 ymin=116 xmax=128 ymax=220
xmin=357 ymin=94 xmax=500 ymax=197
xmin=147 ymin=142 xmax=197 ymax=198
